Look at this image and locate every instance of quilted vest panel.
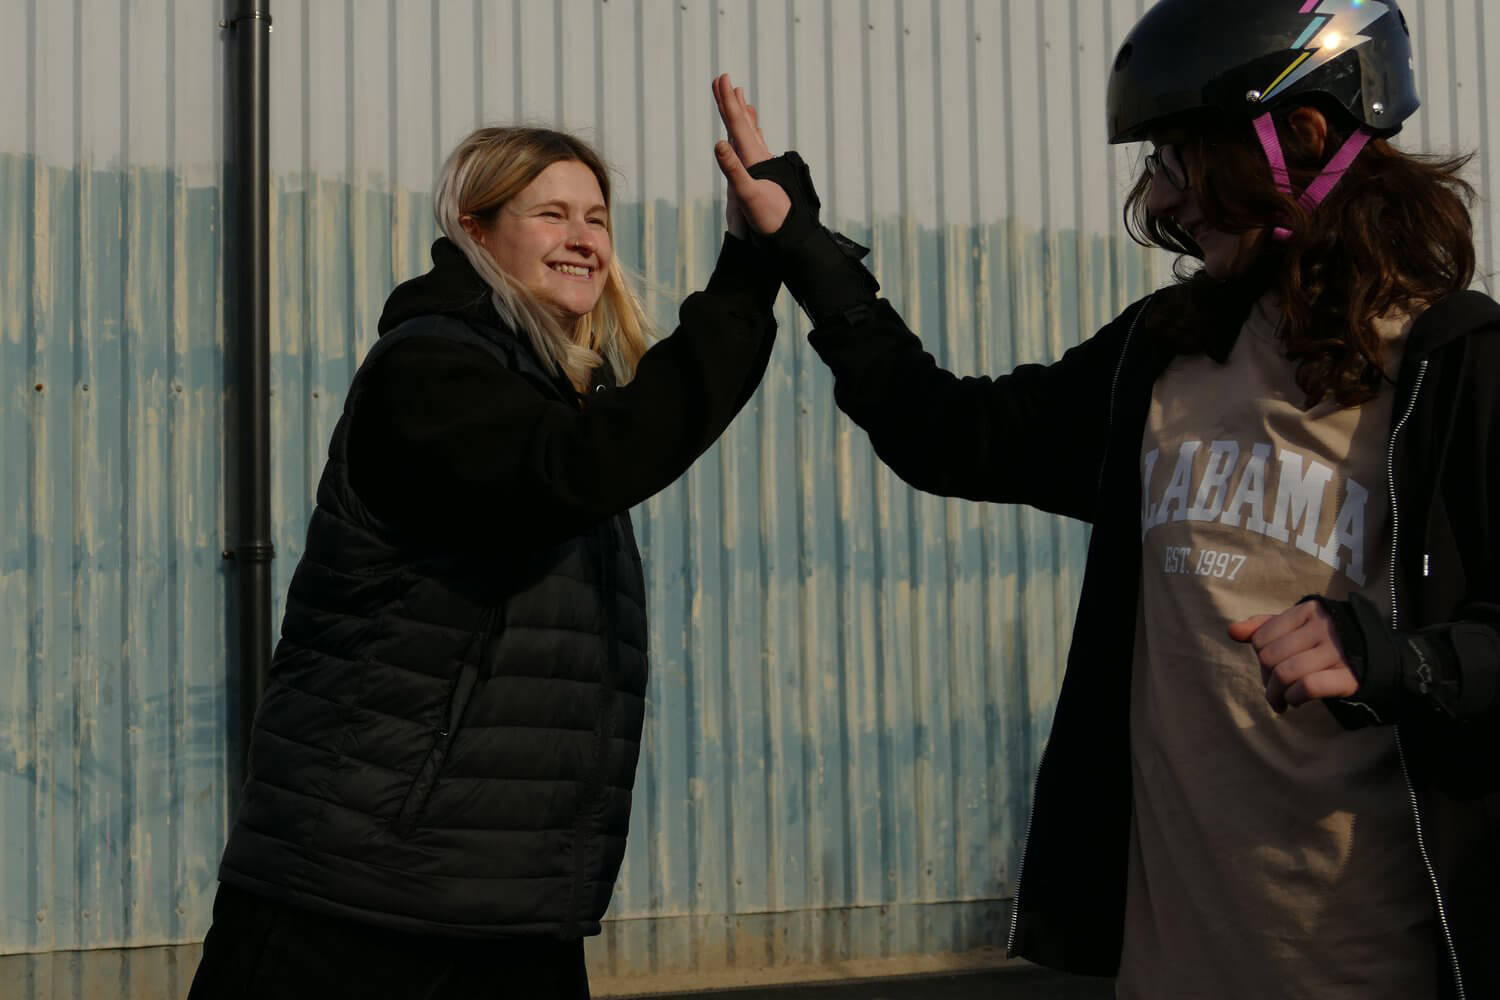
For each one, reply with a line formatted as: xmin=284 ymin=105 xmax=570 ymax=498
xmin=219 ymin=315 xmax=649 ymax=938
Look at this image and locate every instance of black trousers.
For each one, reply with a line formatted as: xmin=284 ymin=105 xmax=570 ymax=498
xmin=187 ymin=884 xmax=591 ymax=1000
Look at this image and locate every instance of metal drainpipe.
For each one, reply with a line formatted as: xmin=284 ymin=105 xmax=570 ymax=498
xmin=223 ymin=1 xmax=273 ymax=772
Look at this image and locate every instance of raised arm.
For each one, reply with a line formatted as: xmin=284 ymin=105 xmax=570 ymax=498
xmin=349 ymin=235 xmax=780 ymax=552
xmin=711 ymin=72 xmax=1130 ymax=519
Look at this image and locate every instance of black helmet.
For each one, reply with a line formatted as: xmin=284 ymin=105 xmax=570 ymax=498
xmin=1107 ymin=0 xmax=1419 ymax=144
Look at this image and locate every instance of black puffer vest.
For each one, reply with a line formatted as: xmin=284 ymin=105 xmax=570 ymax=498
xmin=219 ymin=315 xmax=649 ymax=939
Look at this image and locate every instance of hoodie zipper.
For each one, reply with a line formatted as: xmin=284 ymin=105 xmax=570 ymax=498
xmin=1387 ymin=361 xmax=1428 ymax=634
xmin=1009 ymin=296 xmax=1151 ymax=955
xmin=1384 ymin=361 xmax=1465 ymax=998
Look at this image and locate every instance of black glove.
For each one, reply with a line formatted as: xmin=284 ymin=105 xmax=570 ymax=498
xmin=745 ymin=152 xmax=880 ymax=327
xmin=1310 ymin=592 xmax=1468 ymax=728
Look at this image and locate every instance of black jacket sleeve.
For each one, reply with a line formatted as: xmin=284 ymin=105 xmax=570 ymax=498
xmin=1319 ymin=586 xmax=1500 ymax=730
xmin=1316 ymin=320 xmax=1500 ymax=735
xmin=347 ymin=234 xmax=780 ymax=551
xmin=744 ymin=152 xmax=1134 ymax=521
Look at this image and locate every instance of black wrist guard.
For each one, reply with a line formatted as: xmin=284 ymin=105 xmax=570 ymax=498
xmin=746 ymin=152 xmax=880 ymax=327
xmin=1313 ymin=592 xmax=1466 ymax=728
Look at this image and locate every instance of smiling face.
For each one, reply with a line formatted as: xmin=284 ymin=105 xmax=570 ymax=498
xmin=1145 ymin=135 xmax=1263 ymax=280
xmin=472 ymin=159 xmax=613 ymax=322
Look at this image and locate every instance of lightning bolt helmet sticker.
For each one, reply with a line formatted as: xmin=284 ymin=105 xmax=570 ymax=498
xmin=1261 ymin=1 xmax=1394 ymax=103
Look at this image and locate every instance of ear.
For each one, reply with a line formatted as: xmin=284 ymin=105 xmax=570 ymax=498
xmin=459 ymin=214 xmax=488 ymax=248
xmin=1285 ymin=106 xmax=1330 ymax=161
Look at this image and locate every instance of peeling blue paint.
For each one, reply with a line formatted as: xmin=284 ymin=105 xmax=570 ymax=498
xmin=0 ymin=144 xmax=1153 ymax=982
xmin=0 ymin=155 xmax=231 ymax=957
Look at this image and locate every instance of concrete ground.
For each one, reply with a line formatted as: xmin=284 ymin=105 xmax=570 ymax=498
xmin=678 ymin=966 xmax=1113 ymax=999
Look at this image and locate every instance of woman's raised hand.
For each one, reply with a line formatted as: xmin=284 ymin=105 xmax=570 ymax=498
xmin=712 ymin=73 xmax=791 ymax=239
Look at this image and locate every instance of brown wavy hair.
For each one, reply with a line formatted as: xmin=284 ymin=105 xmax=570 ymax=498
xmin=1124 ymin=106 xmax=1475 ymax=406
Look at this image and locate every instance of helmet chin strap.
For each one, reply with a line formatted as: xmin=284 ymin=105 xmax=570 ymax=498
xmin=1252 ymin=112 xmax=1373 ymax=242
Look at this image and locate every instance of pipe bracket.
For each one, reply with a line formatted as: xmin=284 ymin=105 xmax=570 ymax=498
xmin=220 ymin=11 xmax=273 ymax=31
xmin=225 ymin=542 xmax=277 ymax=563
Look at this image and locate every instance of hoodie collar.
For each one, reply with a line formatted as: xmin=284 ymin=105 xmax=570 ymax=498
xmin=1404 ymin=289 xmax=1500 ymax=359
xmin=377 ymin=237 xmax=504 ymax=336
xmin=377 ymin=237 xmax=622 ymax=403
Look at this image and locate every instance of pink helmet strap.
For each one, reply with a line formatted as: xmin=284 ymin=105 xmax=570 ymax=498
xmin=1252 ymin=111 xmax=1373 ymax=242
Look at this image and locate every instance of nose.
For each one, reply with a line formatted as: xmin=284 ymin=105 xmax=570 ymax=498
xmin=565 ymin=223 xmax=598 ymax=257
xmin=1145 ymin=169 xmax=1183 ymax=218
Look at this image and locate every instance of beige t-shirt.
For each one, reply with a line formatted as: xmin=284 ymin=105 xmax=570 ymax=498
xmin=1115 ymin=296 xmax=1436 ymax=999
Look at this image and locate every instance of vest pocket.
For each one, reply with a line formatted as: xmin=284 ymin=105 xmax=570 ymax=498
xmin=392 ymin=660 xmax=479 ymax=837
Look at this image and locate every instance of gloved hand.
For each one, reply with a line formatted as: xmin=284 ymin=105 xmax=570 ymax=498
xmin=712 ymin=73 xmax=880 ymax=327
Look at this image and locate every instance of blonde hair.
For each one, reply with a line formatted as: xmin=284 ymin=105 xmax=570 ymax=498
xmin=434 ymin=126 xmax=653 ymax=389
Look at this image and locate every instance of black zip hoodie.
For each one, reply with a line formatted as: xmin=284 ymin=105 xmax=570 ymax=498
xmin=746 ymin=152 xmax=1500 ymax=998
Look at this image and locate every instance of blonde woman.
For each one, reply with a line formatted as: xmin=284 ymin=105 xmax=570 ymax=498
xmin=189 ymin=122 xmax=780 ymax=999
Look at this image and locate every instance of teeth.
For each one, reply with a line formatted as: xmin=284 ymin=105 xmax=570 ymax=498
xmin=554 ymin=263 xmax=591 ymax=277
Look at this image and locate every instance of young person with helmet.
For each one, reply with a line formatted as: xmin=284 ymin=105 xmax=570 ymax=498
xmin=189 ymin=122 xmax=782 ymax=999
xmin=712 ymin=0 xmax=1499 ymax=993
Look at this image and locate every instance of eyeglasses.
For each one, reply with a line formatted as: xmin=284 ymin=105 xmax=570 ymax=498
xmin=1145 ymin=143 xmax=1189 ymax=192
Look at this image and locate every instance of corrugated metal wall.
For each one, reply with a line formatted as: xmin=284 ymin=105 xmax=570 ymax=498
xmin=0 ymin=0 xmax=230 ymax=977
xmin=3 ymin=0 xmax=1499 ymax=995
